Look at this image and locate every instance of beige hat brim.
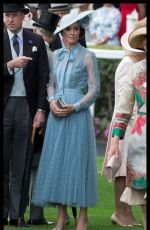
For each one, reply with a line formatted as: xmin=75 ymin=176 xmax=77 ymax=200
xmin=121 ymin=32 xmax=144 ymax=53
xmin=129 ymin=27 xmax=146 ymax=49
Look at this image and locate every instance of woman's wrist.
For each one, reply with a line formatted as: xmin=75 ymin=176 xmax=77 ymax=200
xmin=112 ymin=135 xmax=120 ymax=145
xmin=112 ymin=135 xmax=120 ymax=144
xmin=73 ymin=102 xmax=81 ymax=112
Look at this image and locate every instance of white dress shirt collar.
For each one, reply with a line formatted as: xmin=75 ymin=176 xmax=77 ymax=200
xmin=7 ymin=28 xmax=23 ymax=41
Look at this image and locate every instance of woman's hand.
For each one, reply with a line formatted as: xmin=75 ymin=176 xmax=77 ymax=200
xmin=106 ymin=136 xmax=121 ymax=162
xmin=57 ymin=104 xmax=75 ymax=116
xmin=49 ymin=99 xmax=59 ymax=113
xmin=50 ymin=100 xmax=75 ymax=117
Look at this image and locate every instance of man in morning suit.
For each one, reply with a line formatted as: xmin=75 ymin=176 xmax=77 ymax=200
xmin=3 ymin=4 xmax=49 ymax=227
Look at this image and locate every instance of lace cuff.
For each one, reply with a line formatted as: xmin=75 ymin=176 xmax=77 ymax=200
xmin=47 ymin=95 xmax=55 ymax=103
xmin=73 ymin=102 xmax=81 ymax=112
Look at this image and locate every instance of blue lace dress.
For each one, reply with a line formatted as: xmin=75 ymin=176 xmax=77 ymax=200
xmin=32 ymin=43 xmax=100 ymax=207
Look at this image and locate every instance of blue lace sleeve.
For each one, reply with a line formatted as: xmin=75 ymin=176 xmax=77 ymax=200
xmin=73 ymin=51 xmax=100 ymax=111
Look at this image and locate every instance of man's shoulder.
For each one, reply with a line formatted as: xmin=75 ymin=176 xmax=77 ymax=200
xmin=23 ymin=28 xmax=42 ymax=41
xmin=4 ymin=30 xmax=8 ymax=38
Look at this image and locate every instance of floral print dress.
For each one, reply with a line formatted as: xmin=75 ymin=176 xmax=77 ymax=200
xmin=89 ymin=5 xmax=121 ymax=45
xmin=112 ymin=59 xmax=146 ymax=191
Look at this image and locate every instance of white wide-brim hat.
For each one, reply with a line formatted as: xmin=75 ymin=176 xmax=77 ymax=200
xmin=54 ymin=10 xmax=94 ymax=34
xmin=121 ymin=31 xmax=144 ymax=53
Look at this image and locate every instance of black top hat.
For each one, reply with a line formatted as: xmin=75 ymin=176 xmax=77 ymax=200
xmin=49 ymin=3 xmax=71 ymax=12
xmin=38 ymin=3 xmax=51 ymax=11
xmin=3 ymin=4 xmax=29 ymax=15
xmin=26 ymin=4 xmax=38 ymax=10
xmin=33 ymin=11 xmax=60 ymax=33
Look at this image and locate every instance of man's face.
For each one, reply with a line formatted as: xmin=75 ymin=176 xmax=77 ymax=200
xmin=54 ymin=9 xmax=69 ymax=18
xmin=4 ymin=11 xmax=25 ymax=33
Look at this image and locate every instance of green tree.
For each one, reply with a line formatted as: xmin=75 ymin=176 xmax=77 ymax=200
xmin=95 ymin=58 xmax=120 ymax=140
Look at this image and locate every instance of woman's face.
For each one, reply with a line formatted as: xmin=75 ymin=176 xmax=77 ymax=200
xmin=62 ymin=22 xmax=80 ymax=47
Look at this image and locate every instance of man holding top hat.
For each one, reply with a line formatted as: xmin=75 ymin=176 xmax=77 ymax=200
xmin=3 ymin=3 xmax=49 ymax=227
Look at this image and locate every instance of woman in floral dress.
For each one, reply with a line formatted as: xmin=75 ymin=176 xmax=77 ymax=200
xmin=102 ymin=18 xmax=146 ymax=227
xmin=107 ymin=22 xmax=147 ymax=229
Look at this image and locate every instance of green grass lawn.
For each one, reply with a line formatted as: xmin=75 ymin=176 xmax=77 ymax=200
xmin=4 ymin=156 xmax=144 ymax=230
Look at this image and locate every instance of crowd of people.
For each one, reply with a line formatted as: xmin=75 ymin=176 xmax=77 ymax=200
xmin=3 ymin=3 xmax=147 ymax=230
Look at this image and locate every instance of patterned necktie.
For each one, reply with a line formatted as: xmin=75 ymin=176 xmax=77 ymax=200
xmin=13 ymin=34 xmax=20 ymax=56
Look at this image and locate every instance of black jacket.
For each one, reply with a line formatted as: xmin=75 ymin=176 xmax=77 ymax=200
xmin=4 ymin=29 xmax=49 ymax=118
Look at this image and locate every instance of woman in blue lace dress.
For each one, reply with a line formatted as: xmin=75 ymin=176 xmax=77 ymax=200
xmin=32 ymin=11 xmax=100 ymax=230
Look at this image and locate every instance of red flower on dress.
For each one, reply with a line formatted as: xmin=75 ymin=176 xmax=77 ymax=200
xmin=127 ymin=162 xmax=136 ymax=186
xmin=132 ymin=71 xmax=146 ymax=99
xmin=127 ymin=161 xmax=146 ymax=188
xmin=131 ymin=115 xmax=146 ymax=135
xmin=133 ymin=71 xmax=146 ymax=88
xmin=141 ymin=83 xmax=147 ymax=100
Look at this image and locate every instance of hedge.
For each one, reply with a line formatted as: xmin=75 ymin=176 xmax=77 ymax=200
xmin=89 ymin=45 xmax=122 ymax=140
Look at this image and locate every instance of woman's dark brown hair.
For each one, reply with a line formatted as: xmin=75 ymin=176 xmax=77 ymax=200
xmin=79 ymin=26 xmax=85 ymax=41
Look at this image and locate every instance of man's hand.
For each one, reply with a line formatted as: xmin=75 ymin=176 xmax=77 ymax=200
xmin=33 ymin=110 xmax=45 ymax=128
xmin=7 ymin=56 xmax=32 ymax=71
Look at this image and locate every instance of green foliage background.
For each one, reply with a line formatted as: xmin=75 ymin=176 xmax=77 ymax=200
xmin=95 ymin=58 xmax=120 ymax=139
xmin=89 ymin=45 xmax=122 ymax=140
